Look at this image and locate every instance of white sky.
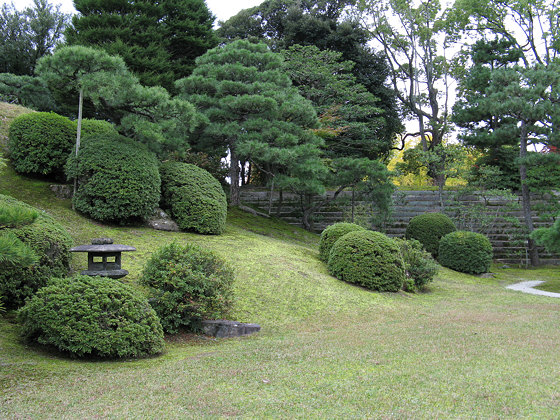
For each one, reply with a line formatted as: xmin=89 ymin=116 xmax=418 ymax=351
xmin=3 ymin=0 xmax=262 ymax=22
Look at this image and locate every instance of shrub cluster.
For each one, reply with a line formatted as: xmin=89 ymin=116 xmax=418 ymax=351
xmin=8 ymin=112 xmax=75 ymax=180
xmin=140 ymin=242 xmax=234 ymax=334
xmin=66 ymin=134 xmax=161 ymax=223
xmin=160 ymin=161 xmax=227 ymax=235
xmin=405 ymin=213 xmax=456 ymax=258
xmin=319 ymin=222 xmax=366 ymax=262
xmin=0 ymin=194 xmax=72 ymax=309
xmin=18 ymin=276 xmax=165 ymax=358
xmin=438 ymin=231 xmax=493 ymax=274
xmin=78 ymin=119 xmax=118 ymax=138
xmin=395 ymin=238 xmax=439 ymax=291
xmin=328 ymin=230 xmax=405 ymax=292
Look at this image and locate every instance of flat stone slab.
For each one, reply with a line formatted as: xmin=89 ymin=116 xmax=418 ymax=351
xmin=506 ymin=281 xmax=560 ymax=298
xmin=202 ymin=320 xmax=261 ymax=338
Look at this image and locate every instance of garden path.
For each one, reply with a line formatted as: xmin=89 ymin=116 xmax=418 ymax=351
xmin=506 ymin=280 xmax=560 ymax=298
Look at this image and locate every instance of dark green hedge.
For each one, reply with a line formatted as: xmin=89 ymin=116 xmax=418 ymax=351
xmin=140 ymin=242 xmax=234 ymax=334
xmin=328 ymin=230 xmax=405 ymax=292
xmin=18 ymin=276 xmax=165 ymax=358
xmin=394 ymin=238 xmax=439 ymax=292
xmin=0 ymin=194 xmax=72 ymax=309
xmin=319 ymin=222 xmax=366 ymax=262
xmin=160 ymin=161 xmax=227 ymax=235
xmin=438 ymin=231 xmax=493 ymax=274
xmin=405 ymin=213 xmax=456 ymax=258
xmin=8 ymin=112 xmax=75 ymax=180
xmin=66 ymin=134 xmax=161 ymax=223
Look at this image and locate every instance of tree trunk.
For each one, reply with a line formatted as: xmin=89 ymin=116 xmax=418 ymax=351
xmin=229 ymin=147 xmax=241 ymax=207
xmin=72 ymin=87 xmax=84 ymax=210
xmin=519 ymin=122 xmax=539 ymax=266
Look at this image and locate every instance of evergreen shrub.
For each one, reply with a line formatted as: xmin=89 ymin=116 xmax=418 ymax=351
xmin=319 ymin=222 xmax=366 ymax=262
xmin=0 ymin=194 xmax=72 ymax=309
xmin=8 ymin=112 xmax=75 ymax=180
xmin=328 ymin=230 xmax=405 ymax=292
xmin=78 ymin=119 xmax=118 ymax=137
xmin=438 ymin=231 xmax=493 ymax=274
xmin=66 ymin=134 xmax=160 ymax=223
xmin=395 ymin=238 xmax=439 ymax=291
xmin=18 ymin=276 xmax=165 ymax=358
xmin=140 ymin=242 xmax=234 ymax=334
xmin=160 ymin=161 xmax=227 ymax=235
xmin=405 ymin=213 xmax=456 ymax=258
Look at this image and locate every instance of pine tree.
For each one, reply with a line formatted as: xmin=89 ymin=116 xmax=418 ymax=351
xmin=66 ymin=0 xmax=218 ymax=92
xmin=176 ymin=40 xmax=325 ymax=208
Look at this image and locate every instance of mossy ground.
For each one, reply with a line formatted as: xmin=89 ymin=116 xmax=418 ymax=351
xmin=1 ymin=102 xmax=560 ymax=418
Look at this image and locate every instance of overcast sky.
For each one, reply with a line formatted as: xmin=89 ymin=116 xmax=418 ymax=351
xmin=2 ymin=0 xmax=262 ymax=22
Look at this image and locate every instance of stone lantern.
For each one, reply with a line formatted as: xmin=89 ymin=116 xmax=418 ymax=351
xmin=70 ymin=238 xmax=136 ymax=279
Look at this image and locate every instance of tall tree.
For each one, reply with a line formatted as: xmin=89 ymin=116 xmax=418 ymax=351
xmin=176 ymin=40 xmax=325 ymax=209
xmin=218 ymin=0 xmax=401 ymax=148
xmin=66 ymin=0 xmax=218 ymax=92
xmin=0 ymin=0 xmax=68 ymax=75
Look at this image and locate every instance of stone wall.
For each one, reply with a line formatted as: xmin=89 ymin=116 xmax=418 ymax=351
xmin=240 ymin=188 xmax=560 ymax=265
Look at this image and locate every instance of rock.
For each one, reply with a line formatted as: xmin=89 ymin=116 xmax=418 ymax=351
xmin=50 ymin=184 xmax=73 ymax=199
xmin=145 ymin=208 xmax=179 ymax=232
xmin=202 ymin=320 xmax=261 ymax=338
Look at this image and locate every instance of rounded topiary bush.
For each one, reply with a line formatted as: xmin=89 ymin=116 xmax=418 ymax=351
xmin=319 ymin=222 xmax=366 ymax=262
xmin=78 ymin=119 xmax=118 ymax=137
xmin=405 ymin=213 xmax=456 ymax=258
xmin=160 ymin=161 xmax=227 ymax=235
xmin=0 ymin=194 xmax=72 ymax=309
xmin=18 ymin=276 xmax=165 ymax=358
xmin=8 ymin=112 xmax=75 ymax=180
xmin=394 ymin=238 xmax=439 ymax=292
xmin=140 ymin=242 xmax=234 ymax=334
xmin=438 ymin=231 xmax=493 ymax=274
xmin=66 ymin=134 xmax=161 ymax=223
xmin=328 ymin=230 xmax=405 ymax=292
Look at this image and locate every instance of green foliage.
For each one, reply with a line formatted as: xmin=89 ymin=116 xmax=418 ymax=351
xmin=0 ymin=194 xmax=72 ymax=310
xmin=531 ymin=215 xmax=560 ymax=255
xmin=327 ymin=230 xmax=405 ymax=292
xmin=405 ymin=213 xmax=457 ymax=258
xmin=0 ymin=232 xmax=38 ymax=267
xmin=67 ymin=0 xmax=218 ymax=92
xmin=140 ymin=242 xmax=235 ymax=334
xmin=438 ymin=231 xmax=493 ymax=274
xmin=159 ymin=161 xmax=227 ymax=235
xmin=394 ymin=238 xmax=439 ymax=292
xmin=0 ymin=0 xmax=68 ymax=76
xmin=18 ymin=275 xmax=165 ymax=358
xmin=0 ymin=204 xmax=38 ymax=228
xmin=319 ymin=222 xmax=366 ymax=262
xmin=66 ymin=134 xmax=161 ymax=223
xmin=8 ymin=111 xmax=75 ymax=179
xmin=78 ymin=119 xmax=118 ymax=138
xmin=0 ymin=73 xmax=56 ymax=111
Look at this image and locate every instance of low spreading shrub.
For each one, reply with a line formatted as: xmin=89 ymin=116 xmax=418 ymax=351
xmin=140 ymin=242 xmax=234 ymax=334
xmin=8 ymin=112 xmax=75 ymax=180
xmin=18 ymin=276 xmax=165 ymax=358
xmin=405 ymin=213 xmax=456 ymax=258
xmin=160 ymin=161 xmax=227 ymax=235
xmin=328 ymin=230 xmax=405 ymax=292
xmin=438 ymin=231 xmax=493 ymax=274
xmin=319 ymin=222 xmax=366 ymax=262
xmin=0 ymin=194 xmax=72 ymax=309
xmin=66 ymin=134 xmax=160 ymax=223
xmin=395 ymin=238 xmax=439 ymax=292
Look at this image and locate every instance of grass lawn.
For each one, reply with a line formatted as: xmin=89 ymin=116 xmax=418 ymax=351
xmin=1 ymin=166 xmax=560 ymax=418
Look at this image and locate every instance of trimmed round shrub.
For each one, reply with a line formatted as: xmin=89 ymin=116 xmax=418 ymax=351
xmin=66 ymin=134 xmax=161 ymax=223
xmin=8 ymin=112 xmax=75 ymax=180
xmin=18 ymin=276 xmax=164 ymax=358
xmin=160 ymin=161 xmax=227 ymax=235
xmin=319 ymin=222 xmax=366 ymax=262
xmin=140 ymin=242 xmax=234 ymax=334
xmin=328 ymin=230 xmax=405 ymax=292
xmin=0 ymin=194 xmax=72 ymax=309
xmin=78 ymin=118 xmax=118 ymax=137
xmin=394 ymin=238 xmax=439 ymax=292
xmin=438 ymin=231 xmax=493 ymax=274
xmin=405 ymin=213 xmax=456 ymax=258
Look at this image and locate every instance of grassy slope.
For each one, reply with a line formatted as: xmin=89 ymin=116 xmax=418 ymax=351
xmin=1 ymin=102 xmax=560 ymax=418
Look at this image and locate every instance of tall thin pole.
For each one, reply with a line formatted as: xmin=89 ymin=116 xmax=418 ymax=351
xmin=72 ymin=87 xmax=83 ymax=209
